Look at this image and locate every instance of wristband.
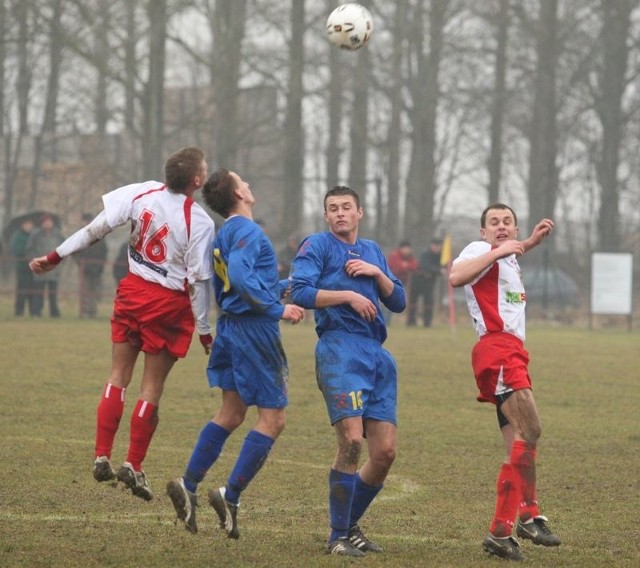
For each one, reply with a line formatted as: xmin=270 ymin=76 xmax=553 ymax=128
xmin=46 ymin=251 xmax=63 ymax=265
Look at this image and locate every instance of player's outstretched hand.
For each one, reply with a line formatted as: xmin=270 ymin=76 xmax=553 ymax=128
xmin=282 ymin=304 xmax=305 ymax=325
xmin=199 ymin=333 xmax=213 ymax=354
xmin=29 ymin=256 xmax=54 ymax=274
xmin=522 ymin=218 xmax=554 ymax=252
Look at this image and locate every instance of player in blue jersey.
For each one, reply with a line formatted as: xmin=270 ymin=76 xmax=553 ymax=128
xmin=289 ymin=186 xmax=406 ymax=557
xmin=167 ymin=168 xmax=305 ymax=538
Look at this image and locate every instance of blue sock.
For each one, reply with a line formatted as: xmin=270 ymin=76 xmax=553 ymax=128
xmin=225 ymin=430 xmax=274 ymax=504
xmin=328 ymin=468 xmax=357 ymax=542
xmin=183 ymin=422 xmax=230 ymax=493
xmin=349 ymin=474 xmax=382 ymax=528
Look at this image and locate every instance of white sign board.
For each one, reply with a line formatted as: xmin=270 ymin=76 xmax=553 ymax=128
xmin=590 ymin=253 xmax=633 ymax=315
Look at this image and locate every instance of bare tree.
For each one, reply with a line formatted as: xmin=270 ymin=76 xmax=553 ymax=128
xmin=487 ymin=0 xmax=510 ymax=205
xmin=527 ymin=0 xmax=559 ymax=235
xmin=349 ymin=4 xmax=372 ymax=231
xmin=384 ymin=0 xmax=409 ymax=243
xmin=29 ymin=0 xmax=65 ymax=209
xmin=0 ymin=0 xmax=5 ymax=137
xmin=594 ymin=0 xmax=633 ymax=251
xmin=210 ymin=0 xmax=247 ymax=168
xmin=282 ymin=0 xmax=305 ymax=237
xmin=406 ymin=0 xmax=447 ymax=244
xmin=326 ymin=0 xmax=342 ymax=189
xmin=94 ymin=2 xmax=110 ymax=135
xmin=142 ymin=0 xmax=167 ymax=178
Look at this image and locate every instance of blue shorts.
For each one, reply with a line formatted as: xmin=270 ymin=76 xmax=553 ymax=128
xmin=207 ymin=314 xmax=288 ymax=409
xmin=315 ymin=331 xmax=397 ymax=425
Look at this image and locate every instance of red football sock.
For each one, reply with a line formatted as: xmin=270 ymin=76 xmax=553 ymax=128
xmin=489 ymin=463 xmax=519 ymax=537
xmin=511 ymin=440 xmax=539 ymax=523
xmin=126 ymin=400 xmax=159 ymax=471
xmin=95 ymin=384 xmax=126 ymax=459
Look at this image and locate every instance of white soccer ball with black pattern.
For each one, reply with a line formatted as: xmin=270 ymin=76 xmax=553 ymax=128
xmin=326 ymin=3 xmax=373 ymax=51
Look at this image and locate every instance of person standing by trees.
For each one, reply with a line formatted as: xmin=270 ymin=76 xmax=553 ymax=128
xmin=26 ymin=214 xmax=65 ymax=317
xmin=29 ymin=147 xmax=215 ymax=502
xmin=166 ymin=169 xmax=304 ymax=538
xmin=407 ymin=237 xmax=443 ymax=327
xmin=74 ymin=212 xmax=108 ymax=318
xmin=10 ymin=218 xmax=36 ymax=317
xmin=385 ymin=240 xmax=418 ymax=324
xmin=290 ymin=186 xmax=406 ymax=557
xmin=449 ymin=203 xmax=561 ymax=561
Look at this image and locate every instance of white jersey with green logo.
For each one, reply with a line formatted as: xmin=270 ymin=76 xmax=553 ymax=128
xmin=453 ymin=240 xmax=526 ymax=341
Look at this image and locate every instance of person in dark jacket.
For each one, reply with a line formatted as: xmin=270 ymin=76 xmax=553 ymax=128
xmin=74 ymin=213 xmax=108 ymax=318
xmin=10 ymin=218 xmax=36 ymax=316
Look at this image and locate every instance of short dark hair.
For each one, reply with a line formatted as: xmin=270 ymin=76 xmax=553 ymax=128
xmin=202 ymin=168 xmax=237 ymax=218
xmin=480 ymin=203 xmax=518 ymax=228
xmin=164 ymin=147 xmax=205 ymax=193
xmin=323 ymin=185 xmax=360 ymax=211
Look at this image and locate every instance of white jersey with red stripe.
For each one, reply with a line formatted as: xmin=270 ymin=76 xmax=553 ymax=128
xmin=453 ymin=240 xmax=526 ymax=341
xmin=102 ymin=181 xmax=214 ymax=291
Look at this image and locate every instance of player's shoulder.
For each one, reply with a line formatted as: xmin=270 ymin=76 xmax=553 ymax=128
xmin=459 ymin=240 xmax=490 ymax=257
xmin=189 ymin=200 xmax=215 ymax=225
xmin=359 ymin=237 xmax=383 ymax=251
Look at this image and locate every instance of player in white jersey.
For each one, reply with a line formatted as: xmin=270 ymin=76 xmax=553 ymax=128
xmin=29 ymin=147 xmax=215 ymax=501
xmin=449 ymin=203 xmax=560 ymax=561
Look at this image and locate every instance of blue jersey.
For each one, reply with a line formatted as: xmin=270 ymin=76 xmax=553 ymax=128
xmin=211 ymin=216 xmax=284 ymax=320
xmin=290 ymin=232 xmax=405 ymax=343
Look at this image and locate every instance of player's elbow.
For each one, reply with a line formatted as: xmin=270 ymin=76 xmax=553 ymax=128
xmin=448 ymin=269 xmax=466 ymax=288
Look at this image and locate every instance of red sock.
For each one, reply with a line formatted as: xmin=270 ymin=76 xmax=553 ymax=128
xmin=126 ymin=400 xmax=159 ymax=471
xmin=95 ymin=384 xmax=125 ymax=459
xmin=489 ymin=463 xmax=519 ymax=537
xmin=511 ymin=440 xmax=539 ymax=523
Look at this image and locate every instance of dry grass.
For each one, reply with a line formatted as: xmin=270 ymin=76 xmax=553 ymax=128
xmin=0 ymin=306 xmax=638 ymax=567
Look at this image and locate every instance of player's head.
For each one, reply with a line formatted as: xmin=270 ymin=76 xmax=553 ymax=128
xmin=480 ymin=203 xmax=519 ymax=244
xmin=480 ymin=203 xmax=517 ymax=228
xmin=323 ymin=185 xmax=360 ymax=211
xmin=323 ymin=185 xmax=363 ymax=241
xmin=164 ymin=147 xmax=207 ymax=193
xmin=202 ymin=168 xmax=254 ymax=218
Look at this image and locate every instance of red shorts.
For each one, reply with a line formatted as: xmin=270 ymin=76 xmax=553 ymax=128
xmin=111 ymin=273 xmax=195 ymax=358
xmin=471 ymin=332 xmax=531 ymax=405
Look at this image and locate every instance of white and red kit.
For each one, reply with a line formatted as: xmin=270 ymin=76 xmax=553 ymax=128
xmin=101 ymin=181 xmax=214 ymax=292
xmin=453 ymin=240 xmax=531 ymax=404
xmin=54 ymin=181 xmax=215 ymax=356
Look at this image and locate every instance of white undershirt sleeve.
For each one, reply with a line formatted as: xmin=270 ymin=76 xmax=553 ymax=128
xmin=189 ymin=279 xmax=213 ymax=336
xmin=56 ymin=211 xmax=113 ymax=258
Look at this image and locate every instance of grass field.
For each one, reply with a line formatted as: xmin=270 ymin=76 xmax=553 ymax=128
xmin=0 ymin=307 xmax=638 ymax=567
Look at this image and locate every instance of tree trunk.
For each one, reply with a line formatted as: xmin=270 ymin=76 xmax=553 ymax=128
xmin=282 ymin=0 xmax=305 ymax=239
xmin=595 ymin=0 xmax=632 ymax=251
xmin=528 ymin=0 xmax=558 ymax=237
xmin=95 ymin=2 xmax=110 ymax=135
xmin=385 ymin=0 xmax=408 ymax=244
xmin=349 ymin=29 xmax=371 ymax=233
xmin=211 ymin=0 xmax=247 ymax=169
xmin=487 ymin=0 xmax=509 ymax=205
xmin=326 ymin=0 xmax=342 ymax=190
xmin=406 ymin=0 xmax=446 ymax=244
xmin=30 ymin=0 xmax=65 ymax=209
xmin=143 ymin=0 xmax=166 ymax=179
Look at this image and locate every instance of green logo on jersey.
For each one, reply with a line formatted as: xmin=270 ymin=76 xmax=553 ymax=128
xmin=505 ymin=291 xmax=526 ymax=304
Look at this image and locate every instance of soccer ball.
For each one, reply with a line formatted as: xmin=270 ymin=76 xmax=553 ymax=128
xmin=326 ymin=3 xmax=373 ymax=51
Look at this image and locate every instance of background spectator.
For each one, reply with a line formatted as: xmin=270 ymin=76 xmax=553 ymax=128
xmin=26 ymin=214 xmax=64 ymax=317
xmin=10 ymin=218 xmax=36 ymax=316
xmin=74 ymin=213 xmax=108 ymax=318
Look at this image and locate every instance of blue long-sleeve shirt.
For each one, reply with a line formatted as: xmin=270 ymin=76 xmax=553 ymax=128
xmin=290 ymin=232 xmax=405 ymax=343
xmin=212 ymin=216 xmax=284 ymax=321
